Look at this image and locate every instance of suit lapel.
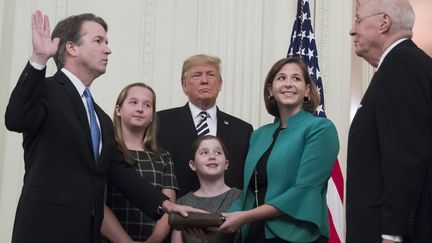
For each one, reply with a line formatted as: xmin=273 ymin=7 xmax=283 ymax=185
xmin=55 ymin=71 xmax=96 ymax=168
xmin=94 ymin=102 xmax=111 ymax=167
xmin=216 ymin=108 xmax=229 ymax=138
xmin=179 ymin=104 xmax=199 ymax=143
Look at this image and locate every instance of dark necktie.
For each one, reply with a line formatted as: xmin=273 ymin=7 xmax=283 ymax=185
xmin=84 ymin=88 xmax=100 ymax=161
xmin=196 ymin=111 xmax=210 ymax=136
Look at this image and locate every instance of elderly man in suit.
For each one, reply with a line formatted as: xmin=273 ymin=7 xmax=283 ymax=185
xmin=158 ymin=54 xmax=253 ymax=197
xmin=5 ymin=11 xmax=201 ymax=243
xmin=346 ymin=0 xmax=432 ymax=243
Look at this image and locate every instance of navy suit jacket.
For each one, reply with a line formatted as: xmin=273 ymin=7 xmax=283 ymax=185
xmin=5 ymin=63 xmax=166 ymax=243
xmin=346 ymin=39 xmax=432 ymax=243
xmin=157 ymin=104 xmax=253 ymax=197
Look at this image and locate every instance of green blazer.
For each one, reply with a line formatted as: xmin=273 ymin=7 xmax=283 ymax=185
xmin=231 ymin=110 xmax=339 ymax=242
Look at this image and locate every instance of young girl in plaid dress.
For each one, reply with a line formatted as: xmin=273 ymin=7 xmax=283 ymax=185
xmin=102 ymin=83 xmax=178 ymax=242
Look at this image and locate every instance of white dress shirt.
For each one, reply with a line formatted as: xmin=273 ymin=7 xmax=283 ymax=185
xmin=188 ymin=102 xmax=217 ymax=136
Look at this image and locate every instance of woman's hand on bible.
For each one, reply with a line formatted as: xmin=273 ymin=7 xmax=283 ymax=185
xmin=217 ymin=211 xmax=245 ymax=234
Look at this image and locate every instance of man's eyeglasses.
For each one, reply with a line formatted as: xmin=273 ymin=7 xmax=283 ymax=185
xmin=353 ymin=12 xmax=385 ymax=25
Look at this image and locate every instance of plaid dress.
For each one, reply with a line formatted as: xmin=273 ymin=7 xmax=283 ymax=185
xmin=106 ymin=149 xmax=178 ymax=241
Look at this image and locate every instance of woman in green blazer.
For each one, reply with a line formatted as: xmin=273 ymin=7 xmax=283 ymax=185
xmin=218 ymin=57 xmax=339 ymax=243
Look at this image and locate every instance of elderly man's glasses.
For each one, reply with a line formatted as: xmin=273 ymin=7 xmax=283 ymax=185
xmin=353 ymin=12 xmax=385 ymax=25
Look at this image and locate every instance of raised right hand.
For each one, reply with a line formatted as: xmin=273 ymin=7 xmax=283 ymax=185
xmin=30 ymin=10 xmax=60 ymax=65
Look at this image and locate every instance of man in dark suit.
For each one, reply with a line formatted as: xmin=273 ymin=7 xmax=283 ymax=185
xmin=158 ymin=54 xmax=253 ymax=197
xmin=5 ymin=11 xmax=201 ymax=243
xmin=346 ymin=0 xmax=432 ymax=242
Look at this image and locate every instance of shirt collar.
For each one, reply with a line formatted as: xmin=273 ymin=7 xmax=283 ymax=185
xmin=378 ymin=38 xmax=407 ymax=69
xmin=61 ymin=68 xmax=88 ymax=96
xmin=188 ymin=102 xmax=217 ymax=120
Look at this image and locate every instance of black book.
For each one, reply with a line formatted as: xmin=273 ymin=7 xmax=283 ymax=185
xmin=168 ymin=212 xmax=226 ymax=230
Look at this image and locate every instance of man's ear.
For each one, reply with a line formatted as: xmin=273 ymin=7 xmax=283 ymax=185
xmin=65 ymin=41 xmax=78 ymax=57
xmin=218 ymin=77 xmax=223 ymax=91
xmin=378 ymin=13 xmax=391 ymax=33
xmin=181 ymin=80 xmax=188 ymax=93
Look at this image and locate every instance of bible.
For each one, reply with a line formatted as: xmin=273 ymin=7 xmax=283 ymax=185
xmin=168 ymin=212 xmax=226 ymax=230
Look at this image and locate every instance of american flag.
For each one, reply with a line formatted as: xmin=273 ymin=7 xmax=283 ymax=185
xmin=287 ymin=0 xmax=345 ymax=242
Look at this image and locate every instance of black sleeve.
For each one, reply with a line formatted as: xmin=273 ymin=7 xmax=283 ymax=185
xmin=108 ymin=148 xmax=168 ymax=220
xmin=5 ymin=62 xmax=47 ymax=133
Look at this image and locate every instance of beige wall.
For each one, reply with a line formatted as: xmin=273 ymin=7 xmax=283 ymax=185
xmin=411 ymin=0 xmax=432 ymax=56
xmin=0 ymin=0 xmax=358 ymax=241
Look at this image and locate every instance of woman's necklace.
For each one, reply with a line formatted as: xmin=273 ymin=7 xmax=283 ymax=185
xmin=254 ymin=169 xmax=259 ymax=207
xmin=253 ymin=126 xmax=285 ymax=208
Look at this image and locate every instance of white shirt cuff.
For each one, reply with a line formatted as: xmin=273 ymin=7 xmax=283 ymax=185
xmin=382 ymin=234 xmax=403 ymax=242
xmin=29 ymin=60 xmax=46 ymax=70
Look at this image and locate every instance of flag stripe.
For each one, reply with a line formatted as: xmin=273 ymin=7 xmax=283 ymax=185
xmin=327 ymin=178 xmax=345 ymax=242
xmin=331 ymin=159 xmax=344 ymax=200
xmin=328 ymin=208 xmax=342 ymax=243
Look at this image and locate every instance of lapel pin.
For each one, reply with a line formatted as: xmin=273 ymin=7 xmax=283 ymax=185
xmin=224 ymin=120 xmax=229 ymax=125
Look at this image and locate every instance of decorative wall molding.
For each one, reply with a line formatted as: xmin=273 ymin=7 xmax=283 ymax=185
xmin=194 ymin=0 xmax=264 ymax=126
xmin=315 ymin=0 xmax=330 ymax=113
xmin=140 ymin=0 xmax=155 ymax=85
xmin=54 ymin=0 xmax=68 ymax=24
